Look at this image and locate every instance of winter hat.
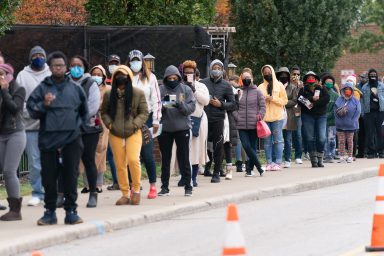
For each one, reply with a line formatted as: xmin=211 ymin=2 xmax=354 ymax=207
xmin=29 ymin=46 xmax=46 ymax=61
xmin=210 ymin=59 xmax=224 ymax=70
xmin=346 ymin=75 xmax=356 ymax=86
xmin=0 ymin=63 xmax=14 ymax=82
xmin=128 ymin=50 xmax=143 ymax=62
xmin=342 ymin=81 xmax=354 ymax=90
xmin=90 ymin=65 xmax=107 ymax=80
xmin=276 ymin=67 xmax=290 ymax=77
xmin=321 ymin=73 xmax=335 ymax=85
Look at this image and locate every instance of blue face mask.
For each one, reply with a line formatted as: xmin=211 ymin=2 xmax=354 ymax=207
xmin=130 ymin=60 xmax=143 ymax=73
xmin=70 ymin=66 xmax=84 ymax=79
xmin=91 ymin=76 xmax=103 ymax=86
xmin=31 ymin=57 xmax=46 ymax=69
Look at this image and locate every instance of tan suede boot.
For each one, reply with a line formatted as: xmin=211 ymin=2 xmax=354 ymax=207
xmin=115 ymin=196 xmax=130 ymax=205
xmin=130 ymin=192 xmax=141 ymax=205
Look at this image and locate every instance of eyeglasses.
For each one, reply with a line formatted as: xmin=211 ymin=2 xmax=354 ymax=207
xmin=51 ymin=64 xmax=66 ymax=69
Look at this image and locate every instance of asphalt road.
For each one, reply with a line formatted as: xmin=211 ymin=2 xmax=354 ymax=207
xmin=32 ymin=177 xmax=378 ymax=256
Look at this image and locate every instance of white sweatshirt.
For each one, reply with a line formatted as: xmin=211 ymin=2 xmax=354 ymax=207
xmin=132 ymin=73 xmax=162 ymax=125
xmin=16 ymin=64 xmax=51 ymax=130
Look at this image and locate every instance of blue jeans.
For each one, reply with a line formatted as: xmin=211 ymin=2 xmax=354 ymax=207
xmin=301 ymin=113 xmax=327 ymax=153
xmin=239 ymin=130 xmax=262 ymax=171
xmin=263 ymin=120 xmax=284 ymax=164
xmin=235 ymin=138 xmax=242 ymax=161
xmin=141 ymin=113 xmax=157 ymax=184
xmin=283 ymin=130 xmax=293 ymax=162
xmin=325 ymin=126 xmax=336 ymax=159
xmin=26 ymin=131 xmax=44 ymax=199
xmin=292 ymin=116 xmax=303 ymax=159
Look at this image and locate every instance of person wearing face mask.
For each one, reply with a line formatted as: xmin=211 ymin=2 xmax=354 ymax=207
xmin=276 ymin=67 xmax=298 ymax=168
xmin=361 ymin=68 xmax=384 ymax=158
xmin=68 ymin=55 xmax=101 ymax=208
xmin=16 ymin=46 xmax=51 ymax=207
xmin=258 ymin=65 xmax=288 ymax=171
xmin=297 ymin=71 xmax=330 ymax=168
xmin=200 ymin=59 xmax=236 ymax=183
xmin=105 ymin=54 xmax=121 ymax=85
xmin=356 ymin=72 xmax=368 ymax=158
xmin=127 ymin=50 xmax=161 ymax=199
xmin=78 ymin=65 xmax=110 ymax=194
xmin=157 ymin=65 xmax=196 ymax=196
xmin=321 ymin=74 xmax=339 ymax=163
xmin=232 ymin=68 xmax=266 ymax=176
xmin=101 ymin=65 xmax=149 ymax=205
xmin=173 ymin=60 xmax=209 ymax=187
xmin=334 ymin=82 xmax=361 ymax=163
xmin=0 ymin=63 xmax=26 ymax=221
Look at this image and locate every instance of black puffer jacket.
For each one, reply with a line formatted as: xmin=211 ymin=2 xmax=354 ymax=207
xmin=201 ymin=77 xmax=237 ymax=122
xmin=0 ymin=80 xmax=26 ymax=134
xmin=298 ymin=85 xmax=330 ymax=116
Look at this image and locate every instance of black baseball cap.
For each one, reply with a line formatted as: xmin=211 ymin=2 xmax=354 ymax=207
xmin=108 ymin=54 xmax=120 ymax=64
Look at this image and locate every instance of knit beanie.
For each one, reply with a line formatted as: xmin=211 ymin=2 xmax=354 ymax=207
xmin=210 ymin=59 xmax=224 ymax=70
xmin=29 ymin=46 xmax=46 ymax=61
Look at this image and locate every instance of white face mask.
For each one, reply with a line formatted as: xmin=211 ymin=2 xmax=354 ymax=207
xmin=108 ymin=65 xmax=117 ymax=74
xmin=130 ymin=60 xmax=143 ymax=73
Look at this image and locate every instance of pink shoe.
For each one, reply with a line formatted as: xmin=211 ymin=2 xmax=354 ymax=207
xmin=271 ymin=164 xmax=281 ymax=171
xmin=147 ymin=185 xmax=157 ymax=199
xmin=266 ymin=164 xmax=273 ymax=171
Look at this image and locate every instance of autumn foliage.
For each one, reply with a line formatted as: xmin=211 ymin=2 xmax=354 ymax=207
xmin=14 ymin=0 xmax=86 ymax=25
xmin=215 ymin=0 xmax=231 ymax=26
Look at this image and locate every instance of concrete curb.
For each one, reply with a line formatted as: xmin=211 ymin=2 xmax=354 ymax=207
xmin=1 ymin=166 xmax=378 ymax=256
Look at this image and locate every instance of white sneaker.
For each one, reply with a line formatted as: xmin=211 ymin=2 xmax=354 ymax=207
xmin=295 ymin=158 xmax=303 ymax=164
xmin=338 ymin=157 xmax=347 ymax=163
xmin=28 ymin=197 xmax=41 ymax=206
xmin=346 ymin=157 xmax=353 ymax=163
xmin=198 ymin=166 xmax=205 ymax=175
xmin=283 ymin=161 xmax=291 ymax=168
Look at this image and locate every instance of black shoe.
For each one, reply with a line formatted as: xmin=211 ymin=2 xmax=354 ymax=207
xmin=257 ymin=167 xmax=265 ymax=176
xmin=158 ymin=188 xmax=170 ymax=196
xmin=219 ymin=170 xmax=226 ymax=177
xmin=107 ymin=183 xmax=119 ymax=190
xmin=184 ymin=189 xmax=193 ymax=197
xmin=204 ymin=162 xmax=212 ymax=176
xmin=211 ymin=173 xmax=220 ymax=183
xmin=80 ymin=187 xmax=89 ymax=194
xmin=86 ymin=192 xmax=97 ymax=208
xmin=56 ymin=194 xmax=64 ymax=208
xmin=37 ymin=210 xmax=57 ymax=226
xmin=177 ymin=179 xmax=186 ymax=187
xmin=192 ymin=179 xmax=198 ymax=187
xmin=64 ymin=210 xmax=83 ymax=225
xmin=96 ymin=187 xmax=103 ymax=193
xmin=203 ymin=170 xmax=213 ymax=177
xmin=236 ymin=161 xmax=243 ymax=172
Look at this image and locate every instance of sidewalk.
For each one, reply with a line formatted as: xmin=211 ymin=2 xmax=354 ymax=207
xmin=0 ymin=158 xmax=383 ymax=256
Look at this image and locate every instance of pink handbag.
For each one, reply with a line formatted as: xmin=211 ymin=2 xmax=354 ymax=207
xmin=256 ymin=120 xmax=271 ymax=138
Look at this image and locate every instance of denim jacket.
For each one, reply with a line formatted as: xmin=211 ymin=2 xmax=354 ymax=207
xmin=361 ymin=81 xmax=384 ymax=114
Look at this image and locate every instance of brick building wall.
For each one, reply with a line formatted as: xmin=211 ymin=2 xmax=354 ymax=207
xmin=332 ymin=24 xmax=384 ymax=84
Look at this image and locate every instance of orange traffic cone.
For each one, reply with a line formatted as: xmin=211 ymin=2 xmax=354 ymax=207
xmin=31 ymin=251 xmax=43 ymax=256
xmin=223 ymin=203 xmax=246 ymax=256
xmin=366 ymin=164 xmax=384 ymax=252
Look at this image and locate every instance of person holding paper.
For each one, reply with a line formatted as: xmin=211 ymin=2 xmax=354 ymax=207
xmin=297 ymin=71 xmax=330 ymax=168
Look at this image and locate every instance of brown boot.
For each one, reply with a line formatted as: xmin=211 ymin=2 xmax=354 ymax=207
xmin=131 ymin=192 xmax=141 ymax=205
xmin=115 ymin=196 xmax=130 ymax=205
xmin=0 ymin=198 xmax=22 ymax=221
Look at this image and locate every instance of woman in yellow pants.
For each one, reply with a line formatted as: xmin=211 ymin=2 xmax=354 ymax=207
xmin=101 ymin=65 xmax=148 ymax=205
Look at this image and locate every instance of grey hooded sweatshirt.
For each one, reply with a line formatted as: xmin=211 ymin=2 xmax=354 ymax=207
xmin=160 ymin=65 xmax=196 ymax=132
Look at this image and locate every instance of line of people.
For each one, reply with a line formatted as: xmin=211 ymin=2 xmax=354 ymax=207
xmin=0 ymin=45 xmax=383 ymax=226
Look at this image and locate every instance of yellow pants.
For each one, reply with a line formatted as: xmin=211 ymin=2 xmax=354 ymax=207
xmin=109 ymin=130 xmax=142 ymax=196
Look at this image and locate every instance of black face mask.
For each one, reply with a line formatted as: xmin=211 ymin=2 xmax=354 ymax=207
xmin=279 ymin=77 xmax=289 ymax=85
xmin=242 ymin=78 xmax=251 ymax=87
xmin=369 ymin=75 xmax=378 ymax=85
xmin=263 ymin=74 xmax=273 ymax=82
xmin=165 ymin=80 xmax=180 ymax=89
xmin=115 ymin=76 xmax=127 ymax=86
